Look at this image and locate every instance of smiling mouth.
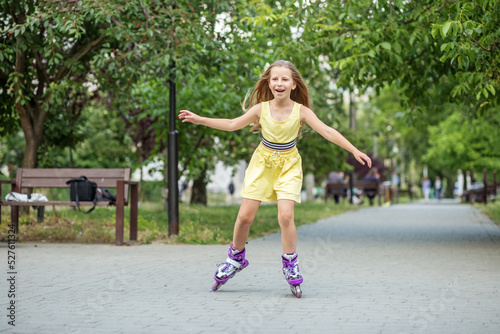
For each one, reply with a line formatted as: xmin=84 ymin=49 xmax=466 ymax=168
xmin=275 ymin=89 xmax=285 ymax=93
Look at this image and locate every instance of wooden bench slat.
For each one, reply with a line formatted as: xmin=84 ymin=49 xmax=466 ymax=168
xmin=20 ymin=179 xmax=126 ymax=188
xmin=20 ymin=168 xmax=129 ymax=178
xmin=1 ymin=201 xmax=114 ymax=206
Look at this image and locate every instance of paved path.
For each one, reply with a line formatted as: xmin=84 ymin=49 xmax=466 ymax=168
xmin=1 ymin=200 xmax=499 ymax=334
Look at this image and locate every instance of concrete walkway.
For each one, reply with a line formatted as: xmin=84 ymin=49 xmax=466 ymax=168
xmin=1 ymin=200 xmax=499 ymax=334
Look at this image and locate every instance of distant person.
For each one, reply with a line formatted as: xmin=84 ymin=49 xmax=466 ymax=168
xmin=179 ymin=181 xmax=189 ymax=202
xmin=327 ymin=171 xmax=346 ymax=204
xmin=391 ymin=171 xmax=399 ymax=188
xmin=364 ymin=168 xmax=380 ymax=206
xmin=466 ymin=170 xmax=472 ymax=192
xmin=456 ymin=169 xmax=464 ymax=201
xmin=228 ymin=181 xmax=235 ymax=203
xmin=435 ymin=176 xmax=442 ymax=200
xmin=422 ymin=176 xmax=431 ymax=202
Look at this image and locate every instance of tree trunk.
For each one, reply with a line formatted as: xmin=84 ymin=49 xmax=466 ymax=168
xmin=21 ymin=131 xmax=43 ymax=168
xmin=14 ymin=14 xmax=46 ymax=169
xmin=17 ymin=102 xmax=45 ymax=215
xmin=18 ymin=94 xmax=46 ymax=169
xmin=191 ymin=168 xmax=207 ymax=205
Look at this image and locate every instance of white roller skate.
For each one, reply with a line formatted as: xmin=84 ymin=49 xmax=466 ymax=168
xmin=212 ymin=244 xmax=249 ymax=291
xmin=282 ymin=252 xmax=303 ymax=298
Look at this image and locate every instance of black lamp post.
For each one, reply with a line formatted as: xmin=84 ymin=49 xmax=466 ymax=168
xmin=168 ymin=62 xmax=179 ymax=236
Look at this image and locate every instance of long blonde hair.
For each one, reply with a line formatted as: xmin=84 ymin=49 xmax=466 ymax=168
xmin=243 ymin=60 xmax=310 ymax=131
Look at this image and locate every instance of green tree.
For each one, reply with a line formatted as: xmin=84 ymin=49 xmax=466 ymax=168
xmin=357 ymin=85 xmax=429 ymax=185
xmin=34 ymin=102 xmax=139 ymax=169
xmin=244 ymin=0 xmax=499 ymax=112
xmin=1 ymin=0 xmax=106 ymax=167
xmin=424 ymin=109 xmax=500 ymax=173
xmin=0 ymin=0 xmax=233 ymax=169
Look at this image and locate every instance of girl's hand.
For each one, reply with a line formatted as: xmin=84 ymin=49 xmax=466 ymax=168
xmin=178 ymin=110 xmax=201 ymax=124
xmin=353 ymin=150 xmax=372 ymax=168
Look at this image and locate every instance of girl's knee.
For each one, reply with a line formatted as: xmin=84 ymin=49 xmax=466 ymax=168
xmin=278 ymin=211 xmax=294 ymax=227
xmin=236 ymin=214 xmax=254 ymax=227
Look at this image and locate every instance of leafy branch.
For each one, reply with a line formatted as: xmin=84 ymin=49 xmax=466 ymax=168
xmin=303 ymin=28 xmax=365 ymax=52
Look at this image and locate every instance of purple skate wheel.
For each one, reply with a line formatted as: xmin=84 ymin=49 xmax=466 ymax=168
xmin=291 ymin=285 xmax=302 ymax=298
xmin=212 ymin=281 xmax=223 ymax=291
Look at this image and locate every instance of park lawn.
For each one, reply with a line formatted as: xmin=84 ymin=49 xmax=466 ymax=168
xmin=0 ymin=200 xmax=361 ymax=245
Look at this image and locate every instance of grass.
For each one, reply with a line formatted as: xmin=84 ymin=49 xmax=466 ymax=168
xmin=4 ymin=196 xmax=495 ymax=245
xmin=0 ymin=199 xmax=365 ymax=245
xmin=476 ymin=201 xmax=500 ymax=226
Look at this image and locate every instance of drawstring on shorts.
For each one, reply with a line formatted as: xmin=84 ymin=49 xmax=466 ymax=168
xmin=271 ymin=151 xmax=281 ymax=158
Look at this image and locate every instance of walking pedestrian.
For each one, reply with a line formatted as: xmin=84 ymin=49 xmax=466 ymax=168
xmin=435 ymin=176 xmax=442 ymax=200
xmin=422 ymin=176 xmax=431 ymax=202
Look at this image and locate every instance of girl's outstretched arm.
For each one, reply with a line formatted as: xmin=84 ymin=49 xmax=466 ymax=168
xmin=179 ymin=104 xmax=261 ymax=132
xmin=300 ymin=105 xmax=372 ymax=168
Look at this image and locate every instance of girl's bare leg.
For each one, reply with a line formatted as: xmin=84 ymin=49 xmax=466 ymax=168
xmin=277 ymin=199 xmax=297 ymax=253
xmin=232 ymin=198 xmax=261 ymax=250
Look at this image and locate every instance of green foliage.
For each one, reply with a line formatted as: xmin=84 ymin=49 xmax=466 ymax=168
xmin=431 ymin=0 xmax=499 ymax=106
xmin=73 ymin=105 xmax=139 ymax=168
xmin=0 ymin=131 xmax=24 ymax=175
xmin=1 ymin=0 xmax=112 ymax=166
xmin=244 ymin=0 xmax=499 ymax=113
xmin=138 ymin=180 xmax=164 ymax=202
xmin=0 ymin=0 xmax=238 ymax=168
xmin=36 ymin=104 xmax=139 ymax=168
xmin=424 ymin=110 xmax=500 ymax=172
xmin=359 ymin=85 xmax=431 ymax=165
xmin=0 ymin=92 xmax=17 ymax=137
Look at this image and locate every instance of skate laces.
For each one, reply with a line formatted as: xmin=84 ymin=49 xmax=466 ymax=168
xmin=217 ymin=262 xmax=235 ymax=273
xmin=284 ymin=262 xmax=300 ymax=278
xmin=282 ymin=253 xmax=301 ymax=279
xmin=216 ymin=255 xmax=244 ymax=276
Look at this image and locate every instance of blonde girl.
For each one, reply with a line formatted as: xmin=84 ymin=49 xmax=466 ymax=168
xmin=179 ymin=60 xmax=371 ymax=297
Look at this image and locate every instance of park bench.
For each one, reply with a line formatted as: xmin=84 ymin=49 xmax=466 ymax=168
xmin=466 ymin=169 xmax=497 ymax=204
xmin=0 ymin=168 xmax=138 ymax=245
xmin=325 ymin=180 xmax=382 ymax=206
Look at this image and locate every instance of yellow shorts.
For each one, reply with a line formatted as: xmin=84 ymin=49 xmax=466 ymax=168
xmin=240 ymin=143 xmax=303 ymax=203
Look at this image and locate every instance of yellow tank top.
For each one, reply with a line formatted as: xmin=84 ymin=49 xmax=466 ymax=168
xmin=260 ymin=101 xmax=301 ymax=149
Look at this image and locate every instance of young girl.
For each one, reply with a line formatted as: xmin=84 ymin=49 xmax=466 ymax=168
xmin=179 ymin=60 xmax=371 ymax=298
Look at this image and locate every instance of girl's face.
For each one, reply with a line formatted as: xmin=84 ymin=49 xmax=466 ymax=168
xmin=268 ymin=66 xmax=296 ymax=100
